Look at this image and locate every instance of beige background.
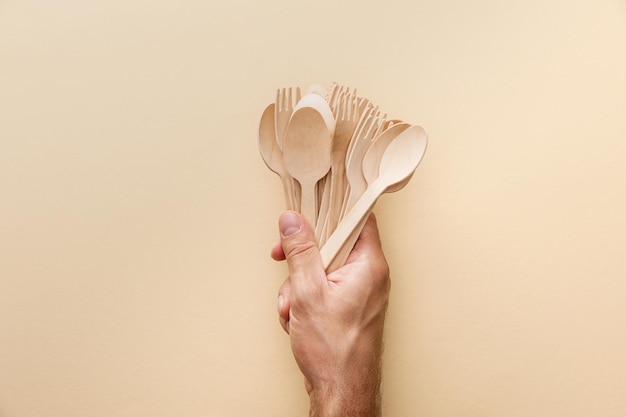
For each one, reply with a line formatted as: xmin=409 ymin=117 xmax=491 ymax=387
xmin=1 ymin=0 xmax=625 ymax=416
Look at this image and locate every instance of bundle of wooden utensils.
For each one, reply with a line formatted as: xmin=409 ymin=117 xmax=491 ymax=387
xmin=258 ymin=83 xmax=428 ymax=272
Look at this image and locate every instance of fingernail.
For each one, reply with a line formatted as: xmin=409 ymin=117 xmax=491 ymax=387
xmin=277 ymin=294 xmax=284 ymax=312
xmin=279 ymin=212 xmax=301 ymax=237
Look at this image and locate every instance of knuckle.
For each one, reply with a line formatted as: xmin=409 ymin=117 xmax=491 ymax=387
xmin=284 ymin=239 xmax=317 ymax=260
xmin=372 ymin=257 xmax=391 ymax=290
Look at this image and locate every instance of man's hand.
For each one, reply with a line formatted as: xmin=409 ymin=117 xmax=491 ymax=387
xmin=271 ymin=211 xmax=390 ymax=417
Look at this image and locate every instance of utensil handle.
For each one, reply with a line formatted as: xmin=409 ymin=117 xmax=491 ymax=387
xmin=325 ymin=214 xmax=369 ymax=273
xmin=315 ymin=175 xmax=332 ymax=243
xmin=300 ymin=181 xmax=317 ymax=236
xmin=281 ymin=176 xmax=296 ymax=211
xmin=326 ymin=163 xmax=346 ymax=236
xmin=320 ymin=183 xmax=382 ymax=270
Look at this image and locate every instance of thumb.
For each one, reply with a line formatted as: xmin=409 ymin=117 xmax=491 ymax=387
xmin=278 ymin=211 xmax=326 ymax=287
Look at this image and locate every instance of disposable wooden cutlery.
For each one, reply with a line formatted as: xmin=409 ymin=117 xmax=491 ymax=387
xmin=320 ymin=125 xmax=428 ymax=271
xmin=258 ymin=103 xmax=298 ymax=210
xmin=259 ymin=83 xmax=428 ymax=270
xmin=282 ymin=94 xmax=335 ymax=233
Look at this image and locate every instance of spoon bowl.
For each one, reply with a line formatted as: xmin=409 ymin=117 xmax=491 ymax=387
xmin=258 ymin=103 xmax=297 ymax=209
xmin=362 ymin=122 xmax=411 ymax=186
xmin=283 ymin=94 xmax=336 ymax=230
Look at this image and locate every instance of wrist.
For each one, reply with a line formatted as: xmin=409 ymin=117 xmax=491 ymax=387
xmin=308 ymin=340 xmax=383 ymax=417
xmin=309 ymin=380 xmax=381 ymax=417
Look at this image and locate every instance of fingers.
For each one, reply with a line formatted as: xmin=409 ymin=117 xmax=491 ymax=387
xmin=271 ymin=240 xmax=285 ymax=261
xmin=277 ymin=279 xmax=291 ymax=333
xmin=278 ymin=211 xmax=327 ymax=290
xmin=274 ymin=213 xmax=381 ymax=263
xmin=346 ymin=213 xmax=383 ymax=261
xmin=273 ymin=211 xmax=326 ymax=335
xmin=346 ymin=213 xmax=390 ymax=284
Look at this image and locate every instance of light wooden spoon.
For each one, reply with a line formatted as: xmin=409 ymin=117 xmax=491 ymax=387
xmin=323 ymin=123 xmax=413 ymax=268
xmin=258 ymin=103 xmax=296 ymax=209
xmin=320 ymin=125 xmax=428 ymax=271
xmin=362 ymin=123 xmax=411 ymax=186
xmin=283 ymin=94 xmax=336 ymax=231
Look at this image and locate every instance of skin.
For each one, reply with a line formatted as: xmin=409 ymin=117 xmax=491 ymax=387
xmin=271 ymin=211 xmax=391 ymax=417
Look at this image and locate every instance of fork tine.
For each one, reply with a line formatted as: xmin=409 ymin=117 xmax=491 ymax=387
xmin=325 ymin=82 xmax=339 ymax=102
xmin=361 ymin=104 xmax=377 ymax=125
xmin=287 ymin=86 xmax=298 ymax=109
xmin=353 ymin=115 xmax=370 ymax=144
xmin=333 ymin=85 xmax=348 ymax=109
xmin=359 ymin=98 xmax=373 ymax=118
xmin=348 ymin=93 xmax=357 ymax=122
xmin=360 ymin=115 xmax=375 ymax=142
xmin=341 ymin=94 xmax=349 ymax=120
xmin=340 ymin=91 xmax=350 ymax=120
xmin=374 ymin=113 xmax=387 ymax=137
xmin=341 ymin=93 xmax=351 ymax=121
xmin=371 ymin=105 xmax=380 ymax=120
xmin=345 ymin=114 xmax=373 ymax=168
xmin=283 ymin=88 xmax=289 ymax=111
xmin=327 ymin=86 xmax=338 ymax=109
xmin=338 ymin=85 xmax=348 ymax=105
xmin=332 ymin=93 xmax=341 ymax=119
xmin=364 ymin=116 xmax=378 ymax=141
xmin=287 ymin=87 xmax=293 ymax=110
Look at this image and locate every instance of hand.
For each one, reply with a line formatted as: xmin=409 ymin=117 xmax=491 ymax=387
xmin=271 ymin=211 xmax=390 ymax=417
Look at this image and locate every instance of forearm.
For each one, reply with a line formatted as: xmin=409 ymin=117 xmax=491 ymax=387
xmin=308 ymin=341 xmax=383 ymax=417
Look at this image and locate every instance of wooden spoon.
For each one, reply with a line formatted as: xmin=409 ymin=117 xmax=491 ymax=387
xmin=324 ymin=123 xmax=410 ymax=260
xmin=320 ymin=125 xmax=428 ymax=271
xmin=283 ymin=94 xmax=336 ymax=231
xmin=362 ymin=123 xmax=411 ymax=186
xmin=325 ymin=124 xmax=421 ymax=271
xmin=258 ymin=103 xmax=296 ymax=209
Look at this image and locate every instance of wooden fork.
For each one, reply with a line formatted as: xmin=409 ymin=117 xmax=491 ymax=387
xmin=315 ymin=89 xmax=360 ymax=244
xmin=340 ymin=107 xmax=386 ymax=220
